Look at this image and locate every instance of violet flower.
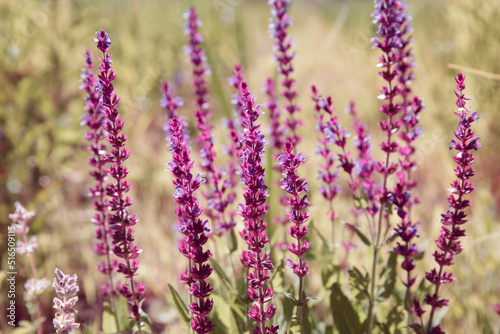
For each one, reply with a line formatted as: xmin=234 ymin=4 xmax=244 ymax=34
xmin=238 ymin=81 xmax=278 ymax=334
xmin=52 ymin=268 xmax=80 ymax=334
xmin=167 ymin=116 xmax=215 ymax=334
xmin=348 ymin=101 xmax=377 ymax=214
xmin=278 ymin=139 xmax=311 ymax=322
xmin=184 ymin=6 xmax=212 ymax=130
xmin=311 ymin=88 xmax=355 ymax=188
xmin=312 ymin=86 xmax=341 ymax=239
xmin=80 ymin=49 xmax=118 ymax=297
xmin=363 ymin=0 xmax=415 ymax=329
xmin=161 ymin=81 xmax=186 ymax=142
xmin=265 ymin=77 xmax=285 ymax=155
xmin=374 ymin=1 xmax=426 ymax=323
xmin=94 ymin=29 xmax=146 ymax=324
xmin=422 ymin=73 xmax=481 ymax=333
xmin=392 ymin=182 xmax=420 ymax=291
xmin=185 ymin=6 xmax=234 ymax=236
xmin=269 ymin=0 xmax=301 ymax=147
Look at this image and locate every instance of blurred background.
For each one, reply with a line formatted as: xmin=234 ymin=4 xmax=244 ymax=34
xmin=0 ymin=0 xmax=499 ymax=332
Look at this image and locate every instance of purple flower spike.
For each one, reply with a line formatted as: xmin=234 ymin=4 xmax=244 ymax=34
xmin=265 ymin=77 xmax=285 ymax=154
xmin=392 ymin=182 xmax=420 ymax=290
xmin=53 ymin=268 xmax=80 ymax=334
xmin=312 ymin=86 xmax=341 ymax=228
xmin=184 ymin=6 xmax=211 ymax=127
xmin=269 ymin=0 xmax=301 ymax=146
xmin=168 ymin=116 xmax=215 ymax=334
xmin=94 ymin=29 xmax=145 ymax=323
xmin=311 ymin=88 xmax=356 ymax=189
xmin=422 ymin=73 xmax=480 ymax=332
xmin=278 ymin=139 xmax=311 ymax=320
xmin=184 ymin=7 xmax=234 ymax=236
xmin=80 ymin=49 xmax=118 ymax=296
xmin=161 ymin=82 xmax=186 ymax=143
xmin=238 ymin=81 xmax=278 ymax=334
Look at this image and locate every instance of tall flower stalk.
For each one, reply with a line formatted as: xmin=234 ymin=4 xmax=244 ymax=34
xmin=167 ymin=116 xmax=215 ymax=334
xmin=269 ymin=0 xmax=301 ymax=147
xmin=367 ymin=0 xmax=415 ymax=330
xmin=161 ymin=81 xmax=185 ymax=142
xmin=95 ymin=29 xmax=146 ymax=329
xmin=185 ymin=6 xmax=233 ymax=236
xmin=417 ymin=73 xmax=481 ymax=333
xmin=80 ymin=49 xmax=119 ymax=308
xmin=52 ymin=268 xmax=80 ymax=334
xmin=238 ymin=81 xmax=278 ymax=334
xmin=384 ymin=0 xmax=424 ymax=317
xmin=9 ymin=202 xmax=48 ymax=334
xmin=279 ymin=140 xmax=311 ymax=326
xmin=312 ymin=87 xmax=342 ymax=247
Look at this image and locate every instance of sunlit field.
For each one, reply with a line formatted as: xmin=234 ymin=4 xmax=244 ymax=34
xmin=1 ymin=0 xmax=499 ymax=333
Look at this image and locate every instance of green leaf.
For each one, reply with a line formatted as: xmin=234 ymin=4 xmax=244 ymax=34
xmin=280 ymin=291 xmax=299 ymax=306
xmin=134 ymin=310 xmax=152 ymax=333
xmin=229 ymin=295 xmax=248 ymax=333
xmin=311 ymin=220 xmax=330 ymax=251
xmin=102 ymin=302 xmax=118 ymax=334
xmin=213 ymin=234 xmax=230 ymax=255
xmin=431 ymin=306 xmax=449 ymax=328
xmin=302 ymin=299 xmax=313 ymax=334
xmin=330 ymin=283 xmax=362 ymax=334
xmin=228 ymin=228 xmax=238 ymax=254
xmin=353 ymin=188 xmax=369 ymax=210
xmin=348 ymin=267 xmax=370 ymax=302
xmin=343 ymin=222 xmax=372 ymax=246
xmin=414 ymin=239 xmax=429 ymax=260
xmin=377 ymin=305 xmax=404 ymax=333
xmin=209 ymin=258 xmax=234 ymax=293
xmin=81 ymin=324 xmax=94 ymax=334
xmin=211 ymin=294 xmax=231 ymax=334
xmin=116 ymin=294 xmax=131 ymax=331
xmin=408 ymin=323 xmax=425 ymax=334
xmin=384 ymin=201 xmax=393 ymax=215
xmin=279 ymin=287 xmax=296 ymax=331
xmin=377 ymin=251 xmax=397 ymax=302
xmin=166 ymin=284 xmax=191 ymax=325
xmin=102 ymin=296 xmax=132 ymax=333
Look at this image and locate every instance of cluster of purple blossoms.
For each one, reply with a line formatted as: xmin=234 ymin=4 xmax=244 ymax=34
xmin=371 ymin=0 xmax=406 ymax=187
xmin=278 ymin=140 xmax=311 ymax=307
xmin=185 ymin=7 xmax=234 ymax=235
xmin=80 ymin=48 xmax=118 ymax=296
xmin=348 ymin=102 xmax=377 ymax=213
xmin=265 ymin=77 xmax=285 ymax=154
xmin=372 ymin=0 xmax=425 ymax=301
xmin=415 ymin=73 xmax=481 ymax=333
xmin=94 ymin=29 xmax=145 ymax=322
xmin=238 ymin=81 xmax=278 ymax=334
xmin=312 ymin=87 xmax=341 ymax=224
xmin=52 ymin=268 xmax=80 ymax=334
xmin=269 ymin=0 xmax=301 ymax=147
xmin=312 ymin=89 xmax=364 ymax=259
xmin=311 ymin=88 xmax=355 ymax=187
xmin=161 ymin=82 xmax=186 ymax=142
xmin=269 ymin=0 xmax=303 ymax=241
xmin=167 ymin=116 xmax=214 ymax=334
